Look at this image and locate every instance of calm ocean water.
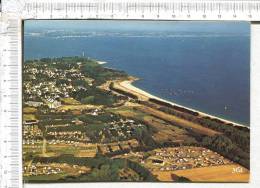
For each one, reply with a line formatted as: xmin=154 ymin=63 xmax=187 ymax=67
xmin=24 ymin=20 xmax=250 ymax=126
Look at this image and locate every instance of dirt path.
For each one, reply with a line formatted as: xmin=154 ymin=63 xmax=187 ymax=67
xmin=136 ymin=105 xmax=220 ymax=136
xmin=41 ymin=138 xmax=48 ymax=157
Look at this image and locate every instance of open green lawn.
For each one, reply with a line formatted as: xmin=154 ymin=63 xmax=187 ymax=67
xmin=60 ymin=97 xmax=80 ymax=105
xmin=48 ymin=146 xmax=81 ymax=155
xmin=23 ymin=107 xmax=37 ymax=113
xmin=23 ymin=114 xmax=37 ymax=121
xmin=108 ymin=106 xmax=148 ymax=120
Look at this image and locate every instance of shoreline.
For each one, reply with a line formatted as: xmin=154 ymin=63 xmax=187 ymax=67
xmin=118 ymin=78 xmax=249 ymax=129
xmin=96 ymin=61 xmax=107 ymax=65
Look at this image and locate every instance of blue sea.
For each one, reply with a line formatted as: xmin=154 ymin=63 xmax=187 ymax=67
xmin=24 ymin=20 xmax=250 ymax=126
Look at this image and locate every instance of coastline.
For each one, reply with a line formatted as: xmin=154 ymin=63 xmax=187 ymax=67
xmin=96 ymin=61 xmax=107 ymax=65
xmin=118 ymin=78 xmax=249 ymax=129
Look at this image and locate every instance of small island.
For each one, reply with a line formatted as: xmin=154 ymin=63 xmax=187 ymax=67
xmin=23 ymin=57 xmax=250 ymax=182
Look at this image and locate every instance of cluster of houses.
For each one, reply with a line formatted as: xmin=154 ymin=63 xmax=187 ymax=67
xmin=25 ymin=101 xmax=43 ymax=107
xmin=23 ymin=139 xmax=43 ymax=146
xmin=99 ymin=119 xmax=146 ymax=143
xmin=47 ymin=139 xmax=83 ymax=145
xmin=47 ymin=130 xmax=89 ymax=142
xmin=149 ymin=147 xmax=231 ymax=171
xmin=23 ymin=64 xmax=84 ymax=80
xmin=98 ymin=139 xmax=140 ymax=154
xmin=23 ymin=62 xmax=92 ymax=110
xmin=23 ymin=125 xmax=43 ymax=142
xmin=23 ymin=162 xmax=89 ymax=177
xmin=23 ymin=62 xmax=103 ymax=148
xmin=23 ymin=164 xmax=62 ymax=176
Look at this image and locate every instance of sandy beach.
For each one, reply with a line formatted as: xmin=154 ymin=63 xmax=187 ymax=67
xmin=117 ymin=78 xmax=248 ymax=129
xmin=97 ymin=61 xmax=107 ymax=65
